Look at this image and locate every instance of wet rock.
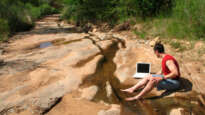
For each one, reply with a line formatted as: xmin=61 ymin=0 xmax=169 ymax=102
xmin=80 ymin=85 xmax=98 ymax=101
xmin=98 ymin=104 xmax=120 ymax=115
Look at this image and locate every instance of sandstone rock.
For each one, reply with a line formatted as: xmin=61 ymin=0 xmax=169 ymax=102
xmin=47 ymin=94 xmax=109 ymax=115
xmin=98 ymin=104 xmax=120 ymax=115
xmin=80 ymin=85 xmax=98 ymax=101
xmin=105 ymin=81 xmax=112 ymax=98
xmin=0 ymin=49 xmax=4 ymax=55
xmin=149 ymin=36 xmax=160 ymax=47
xmin=169 ymin=108 xmax=184 ymax=115
xmin=93 ymin=28 xmax=97 ymax=33
xmin=194 ymin=41 xmax=204 ymax=50
xmin=133 ymin=24 xmax=142 ymax=31
xmin=169 ymin=108 xmax=195 ymax=115
xmin=0 ymin=59 xmax=4 ymax=65
xmin=8 ymin=110 xmax=33 ymax=115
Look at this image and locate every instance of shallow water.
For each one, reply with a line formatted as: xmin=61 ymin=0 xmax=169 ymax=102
xmin=39 ymin=42 xmax=53 ymax=48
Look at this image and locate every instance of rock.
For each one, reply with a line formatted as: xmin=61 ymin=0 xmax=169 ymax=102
xmin=194 ymin=41 xmax=204 ymax=50
xmin=149 ymin=36 xmax=160 ymax=47
xmin=169 ymin=108 xmax=184 ymax=115
xmin=169 ymin=108 xmax=194 ymax=115
xmin=0 ymin=49 xmax=4 ymax=55
xmin=113 ymin=22 xmax=130 ymax=32
xmin=133 ymin=24 xmax=142 ymax=31
xmin=47 ymin=94 xmax=109 ymax=115
xmin=92 ymin=28 xmax=97 ymax=33
xmin=0 ymin=59 xmax=4 ymax=65
xmin=100 ymin=33 xmax=114 ymax=41
xmin=98 ymin=104 xmax=120 ymax=115
xmin=8 ymin=110 xmax=33 ymax=115
xmin=80 ymin=85 xmax=98 ymax=101
xmin=105 ymin=81 xmax=112 ymax=98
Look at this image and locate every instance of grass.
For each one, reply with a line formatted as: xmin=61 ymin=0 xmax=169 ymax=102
xmin=169 ymin=41 xmax=186 ymax=51
xmin=131 ymin=0 xmax=205 ymax=42
xmin=133 ymin=30 xmax=147 ymax=39
xmin=197 ymin=46 xmax=205 ymax=56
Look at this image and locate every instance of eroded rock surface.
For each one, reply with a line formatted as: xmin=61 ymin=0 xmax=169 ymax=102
xmin=0 ymin=14 xmax=205 ymax=115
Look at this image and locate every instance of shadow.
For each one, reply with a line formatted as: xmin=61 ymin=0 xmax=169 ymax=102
xmin=79 ymin=36 xmax=126 ymax=104
xmin=147 ymin=77 xmax=193 ymax=100
xmin=0 ymin=59 xmax=41 ymax=75
xmin=17 ymin=27 xmax=83 ymax=36
xmin=42 ymin=97 xmax=62 ymax=114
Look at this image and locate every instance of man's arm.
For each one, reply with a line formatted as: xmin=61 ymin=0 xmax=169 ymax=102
xmin=164 ymin=60 xmax=179 ymax=79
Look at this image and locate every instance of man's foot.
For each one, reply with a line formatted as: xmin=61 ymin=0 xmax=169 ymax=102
xmin=125 ymin=96 xmax=142 ymax=101
xmin=121 ymin=88 xmax=134 ymax=94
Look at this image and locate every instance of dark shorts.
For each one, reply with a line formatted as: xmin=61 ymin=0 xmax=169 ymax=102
xmin=152 ymin=75 xmax=180 ymax=91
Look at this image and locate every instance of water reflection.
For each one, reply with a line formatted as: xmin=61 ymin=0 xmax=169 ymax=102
xmin=39 ymin=42 xmax=53 ymax=48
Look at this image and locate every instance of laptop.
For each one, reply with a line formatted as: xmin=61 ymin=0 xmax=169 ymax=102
xmin=133 ymin=63 xmax=151 ymax=78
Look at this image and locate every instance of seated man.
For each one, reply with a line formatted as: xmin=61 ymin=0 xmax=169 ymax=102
xmin=121 ymin=43 xmax=180 ymax=101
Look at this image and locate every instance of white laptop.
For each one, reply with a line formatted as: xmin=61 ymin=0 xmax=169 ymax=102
xmin=133 ymin=63 xmax=151 ymax=78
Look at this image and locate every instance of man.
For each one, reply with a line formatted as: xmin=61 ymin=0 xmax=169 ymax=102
xmin=121 ymin=43 xmax=180 ymax=101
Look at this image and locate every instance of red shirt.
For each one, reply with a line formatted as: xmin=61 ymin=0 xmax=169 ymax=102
xmin=162 ymin=54 xmax=180 ymax=79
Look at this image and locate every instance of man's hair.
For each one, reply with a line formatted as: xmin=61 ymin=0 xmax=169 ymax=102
xmin=154 ymin=42 xmax=165 ymax=53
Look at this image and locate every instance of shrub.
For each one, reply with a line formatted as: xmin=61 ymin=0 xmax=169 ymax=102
xmin=40 ymin=4 xmax=57 ymax=16
xmin=0 ymin=0 xmax=58 ymax=40
xmin=0 ymin=19 xmax=9 ymax=41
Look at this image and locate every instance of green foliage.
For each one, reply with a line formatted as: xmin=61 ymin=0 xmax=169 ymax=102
xmin=0 ymin=0 xmax=58 ymax=41
xmin=62 ymin=0 xmax=173 ymax=25
xmin=167 ymin=0 xmax=205 ymax=40
xmin=62 ymin=0 xmax=118 ymax=25
xmin=170 ymin=41 xmax=186 ymax=51
xmin=133 ymin=30 xmax=147 ymax=39
xmin=0 ymin=19 xmax=9 ymax=41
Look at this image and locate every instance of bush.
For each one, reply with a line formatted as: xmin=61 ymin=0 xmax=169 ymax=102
xmin=62 ymin=0 xmax=173 ymax=25
xmin=40 ymin=4 xmax=58 ymax=16
xmin=0 ymin=19 xmax=9 ymax=41
xmin=62 ymin=0 xmax=118 ymax=25
xmin=0 ymin=0 xmax=58 ymax=40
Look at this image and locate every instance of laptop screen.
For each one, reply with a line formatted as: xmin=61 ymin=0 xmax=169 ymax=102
xmin=137 ymin=63 xmax=150 ymax=73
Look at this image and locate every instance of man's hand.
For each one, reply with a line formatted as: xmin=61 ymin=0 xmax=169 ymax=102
xmin=152 ymin=77 xmax=163 ymax=84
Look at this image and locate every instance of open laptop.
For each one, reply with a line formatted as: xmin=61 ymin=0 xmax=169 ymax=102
xmin=133 ymin=63 xmax=151 ymax=78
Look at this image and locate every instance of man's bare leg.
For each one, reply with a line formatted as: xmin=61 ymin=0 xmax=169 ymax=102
xmin=125 ymin=78 xmax=156 ymax=101
xmin=121 ymin=76 xmax=150 ymax=93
